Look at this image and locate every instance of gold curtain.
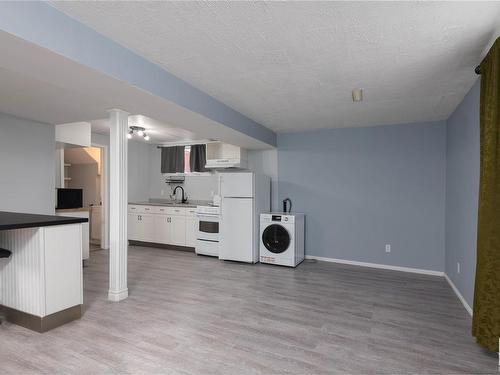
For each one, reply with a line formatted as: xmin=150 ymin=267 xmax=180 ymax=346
xmin=472 ymin=37 xmax=500 ymax=352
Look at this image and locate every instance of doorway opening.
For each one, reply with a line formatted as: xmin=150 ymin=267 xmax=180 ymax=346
xmin=58 ymin=144 xmax=109 ymax=252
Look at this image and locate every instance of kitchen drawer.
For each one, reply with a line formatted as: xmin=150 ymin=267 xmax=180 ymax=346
xmin=153 ymin=206 xmax=169 ymax=215
xmin=150 ymin=206 xmax=187 ymax=215
xmin=128 ymin=205 xmax=144 ymax=213
xmin=128 ymin=205 xmax=156 ymax=214
xmin=167 ymin=207 xmax=186 ymax=216
xmin=186 ymin=208 xmax=197 ymax=217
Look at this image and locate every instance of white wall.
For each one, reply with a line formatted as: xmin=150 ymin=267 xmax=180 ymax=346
xmin=128 ymin=139 xmax=150 ymax=202
xmin=0 ymin=113 xmax=55 ymax=214
xmin=147 ymin=145 xmax=218 ymax=201
xmin=93 ymin=134 xmax=275 ymax=204
xmin=142 ymin=145 xmax=277 ymax=203
xmin=247 ymin=149 xmax=278 ymax=211
xmin=91 ymin=133 xmax=151 ymax=203
xmin=67 ymin=163 xmax=101 ymax=207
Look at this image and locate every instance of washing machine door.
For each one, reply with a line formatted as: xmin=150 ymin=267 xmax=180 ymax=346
xmin=262 ymin=224 xmax=290 ymax=254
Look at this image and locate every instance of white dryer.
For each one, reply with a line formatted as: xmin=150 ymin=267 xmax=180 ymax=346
xmin=259 ymin=213 xmax=305 ymax=267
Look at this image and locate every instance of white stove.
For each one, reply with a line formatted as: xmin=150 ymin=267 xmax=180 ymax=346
xmin=195 ymin=205 xmax=220 ymax=257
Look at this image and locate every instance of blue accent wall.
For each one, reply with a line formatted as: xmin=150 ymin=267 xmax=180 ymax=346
xmin=0 ymin=2 xmax=275 ymax=146
xmin=278 ymin=121 xmax=447 ymax=272
xmin=445 ymin=80 xmax=480 ymax=306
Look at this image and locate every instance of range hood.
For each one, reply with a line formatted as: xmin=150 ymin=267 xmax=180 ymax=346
xmin=205 ymin=142 xmax=247 ymax=169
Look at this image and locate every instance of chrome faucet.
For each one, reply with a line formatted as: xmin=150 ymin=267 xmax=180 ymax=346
xmin=173 ymin=186 xmax=188 ymax=203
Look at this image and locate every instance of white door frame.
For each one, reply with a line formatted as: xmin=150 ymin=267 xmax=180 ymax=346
xmin=91 ymin=141 xmax=109 ymax=250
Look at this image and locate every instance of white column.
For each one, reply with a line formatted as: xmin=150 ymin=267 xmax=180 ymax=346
xmin=108 ymin=109 xmax=129 ymax=301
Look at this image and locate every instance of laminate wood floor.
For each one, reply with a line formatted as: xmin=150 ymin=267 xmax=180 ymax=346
xmin=0 ymin=246 xmax=497 ymax=374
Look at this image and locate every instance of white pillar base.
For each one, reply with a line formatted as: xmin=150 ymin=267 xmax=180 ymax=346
xmin=108 ymin=289 xmax=129 ymax=302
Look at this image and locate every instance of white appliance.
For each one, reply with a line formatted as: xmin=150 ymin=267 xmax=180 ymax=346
xmin=195 ymin=205 xmax=220 ymax=257
xmin=219 ymin=172 xmax=271 ymax=263
xmin=259 ymin=213 xmax=305 ymax=267
xmin=205 ymin=142 xmax=248 ymax=169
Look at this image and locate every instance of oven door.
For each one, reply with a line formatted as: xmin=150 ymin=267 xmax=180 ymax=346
xmin=197 ymin=214 xmax=219 ymax=242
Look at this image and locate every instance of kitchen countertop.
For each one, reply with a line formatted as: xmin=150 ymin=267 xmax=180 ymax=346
xmin=129 ymin=200 xmax=212 ymax=208
xmin=0 ymin=211 xmax=89 ymax=231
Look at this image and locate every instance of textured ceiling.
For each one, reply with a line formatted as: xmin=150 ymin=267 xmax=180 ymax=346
xmin=51 ymin=1 xmax=500 ymax=132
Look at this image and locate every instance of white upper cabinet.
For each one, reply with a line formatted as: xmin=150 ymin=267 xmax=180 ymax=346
xmin=205 ymin=142 xmax=247 ymax=169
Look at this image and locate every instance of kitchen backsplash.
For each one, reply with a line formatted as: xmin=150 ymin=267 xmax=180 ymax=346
xmin=150 ymin=175 xmax=218 ymax=201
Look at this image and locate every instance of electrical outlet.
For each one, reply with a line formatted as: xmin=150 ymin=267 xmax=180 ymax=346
xmin=457 ymin=262 xmax=461 ymax=274
xmin=385 ymin=244 xmax=391 ymax=253
xmin=161 ymin=189 xmax=165 ymax=196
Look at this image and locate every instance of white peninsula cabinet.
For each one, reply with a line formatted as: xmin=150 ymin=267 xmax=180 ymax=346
xmin=128 ymin=205 xmax=197 ymax=248
xmin=0 ymin=212 xmax=86 ymax=332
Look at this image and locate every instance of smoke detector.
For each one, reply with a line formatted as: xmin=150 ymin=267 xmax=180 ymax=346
xmin=352 ymin=88 xmax=363 ymax=102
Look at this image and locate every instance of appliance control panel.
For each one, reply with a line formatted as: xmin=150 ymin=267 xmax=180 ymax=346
xmin=196 ymin=205 xmax=220 ymax=215
xmin=261 ymin=213 xmax=295 ymax=224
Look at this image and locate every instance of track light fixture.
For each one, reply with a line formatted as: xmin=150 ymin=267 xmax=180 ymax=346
xmin=127 ymin=126 xmax=150 ymax=141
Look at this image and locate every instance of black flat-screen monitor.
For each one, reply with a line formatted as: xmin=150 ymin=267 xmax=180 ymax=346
xmin=56 ymin=188 xmax=83 ymax=209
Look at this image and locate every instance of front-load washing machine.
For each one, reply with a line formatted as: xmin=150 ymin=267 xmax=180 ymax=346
xmin=259 ymin=213 xmax=305 ymax=267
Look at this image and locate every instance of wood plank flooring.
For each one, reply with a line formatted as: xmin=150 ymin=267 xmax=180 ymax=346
xmin=0 ymin=245 xmax=497 ymax=374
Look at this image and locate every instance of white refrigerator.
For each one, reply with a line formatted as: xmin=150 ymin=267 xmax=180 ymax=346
xmin=219 ymin=172 xmax=271 ymax=263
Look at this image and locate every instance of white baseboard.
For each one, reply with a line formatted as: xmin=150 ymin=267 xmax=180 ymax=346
xmin=304 ymin=255 xmax=473 ymax=316
xmin=444 ymin=274 xmax=473 ymax=316
xmin=305 ymin=255 xmax=444 ymax=276
xmin=108 ymin=288 xmax=129 ymax=302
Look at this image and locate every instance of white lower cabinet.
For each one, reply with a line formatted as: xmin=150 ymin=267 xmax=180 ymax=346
xmin=154 ymin=214 xmax=186 ymax=245
xmin=55 ymin=210 xmax=90 ymax=260
xmin=128 ymin=214 xmax=139 ymax=240
xmin=128 ymin=205 xmax=196 ymax=248
xmin=154 ymin=215 xmax=172 ymax=244
xmin=170 ymin=215 xmax=186 ymax=245
xmin=128 ymin=213 xmax=155 ymax=242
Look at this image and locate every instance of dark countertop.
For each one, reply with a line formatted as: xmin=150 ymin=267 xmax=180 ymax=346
xmin=0 ymin=211 xmax=88 ymax=231
xmin=55 ymin=207 xmax=90 ymax=213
